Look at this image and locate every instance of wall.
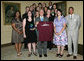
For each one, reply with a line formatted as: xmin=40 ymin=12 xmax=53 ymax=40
xmin=1 ymin=1 xmax=83 ymax=45
xmin=66 ymin=1 xmax=83 ymax=44
xmin=1 ymin=1 xmax=49 ymax=44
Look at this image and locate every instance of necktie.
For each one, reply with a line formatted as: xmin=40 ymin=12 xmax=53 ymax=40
xmin=41 ymin=17 xmax=43 ymax=21
xmin=71 ymin=15 xmax=72 ymax=19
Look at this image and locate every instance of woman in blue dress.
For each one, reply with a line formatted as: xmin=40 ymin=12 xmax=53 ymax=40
xmin=53 ymin=9 xmax=67 ymax=58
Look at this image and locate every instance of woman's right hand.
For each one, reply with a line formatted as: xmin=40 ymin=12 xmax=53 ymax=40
xmin=24 ymin=34 xmax=26 ymax=38
xmin=36 ymin=22 xmax=39 ymax=25
xmin=55 ymin=32 xmax=60 ymax=35
xmin=18 ymin=31 xmax=23 ymax=34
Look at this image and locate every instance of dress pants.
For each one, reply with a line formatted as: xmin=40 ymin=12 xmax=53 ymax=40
xmin=38 ymin=41 xmax=47 ymax=55
xmin=67 ymin=30 xmax=79 ymax=56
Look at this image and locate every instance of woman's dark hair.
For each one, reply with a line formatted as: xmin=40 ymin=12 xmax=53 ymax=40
xmin=38 ymin=3 xmax=42 ymax=6
xmin=53 ymin=3 xmax=56 ymax=6
xmin=57 ymin=9 xmax=62 ymax=16
xmin=13 ymin=10 xmax=22 ymax=22
xmin=26 ymin=10 xmax=34 ymax=20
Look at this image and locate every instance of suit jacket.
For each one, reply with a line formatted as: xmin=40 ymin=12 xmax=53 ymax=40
xmin=65 ymin=14 xmax=81 ymax=31
xmin=35 ymin=16 xmax=49 ymax=23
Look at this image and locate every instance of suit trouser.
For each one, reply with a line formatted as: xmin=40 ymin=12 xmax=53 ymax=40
xmin=67 ymin=30 xmax=79 ymax=56
xmin=38 ymin=41 xmax=47 ymax=55
xmin=47 ymin=41 xmax=52 ymax=49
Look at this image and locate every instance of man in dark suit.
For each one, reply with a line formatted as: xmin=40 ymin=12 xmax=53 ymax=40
xmin=22 ymin=6 xmax=29 ymax=20
xmin=22 ymin=6 xmax=29 ymax=49
xmin=35 ymin=9 xmax=48 ymax=57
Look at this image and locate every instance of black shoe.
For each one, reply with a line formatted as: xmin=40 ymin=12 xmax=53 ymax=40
xmin=73 ymin=56 xmax=77 ymax=59
xmin=67 ymin=54 xmax=72 ymax=57
xmin=24 ymin=47 xmax=28 ymax=49
xmin=56 ymin=54 xmax=60 ymax=57
xmin=33 ymin=52 xmax=37 ymax=56
xmin=44 ymin=54 xmax=47 ymax=57
xmin=28 ymin=52 xmax=32 ymax=57
xmin=39 ymin=55 xmax=42 ymax=57
xmin=59 ymin=54 xmax=63 ymax=58
xmin=49 ymin=48 xmax=52 ymax=50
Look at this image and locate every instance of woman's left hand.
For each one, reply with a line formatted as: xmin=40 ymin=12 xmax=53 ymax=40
xmin=30 ymin=28 xmax=36 ymax=30
xmin=55 ymin=32 xmax=62 ymax=35
xmin=19 ymin=31 xmax=23 ymax=34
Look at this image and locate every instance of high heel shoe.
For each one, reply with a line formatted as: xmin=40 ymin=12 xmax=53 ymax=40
xmin=59 ymin=54 xmax=63 ymax=58
xmin=28 ymin=52 xmax=32 ymax=57
xmin=19 ymin=52 xmax=22 ymax=55
xmin=56 ymin=54 xmax=60 ymax=57
xmin=17 ymin=53 xmax=20 ymax=56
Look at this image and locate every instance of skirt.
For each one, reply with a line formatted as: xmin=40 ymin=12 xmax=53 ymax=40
xmin=53 ymin=31 xmax=68 ymax=46
xmin=25 ymin=30 xmax=37 ymax=43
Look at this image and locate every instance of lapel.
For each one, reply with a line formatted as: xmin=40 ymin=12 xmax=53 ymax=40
xmin=69 ymin=14 xmax=75 ymax=20
xmin=39 ymin=16 xmax=45 ymax=21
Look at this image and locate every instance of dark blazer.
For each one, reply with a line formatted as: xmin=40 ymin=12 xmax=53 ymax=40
xmin=35 ymin=16 xmax=49 ymax=23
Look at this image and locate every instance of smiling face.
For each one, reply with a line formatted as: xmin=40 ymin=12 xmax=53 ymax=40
xmin=42 ymin=3 xmax=46 ymax=7
xmin=49 ymin=1 xmax=52 ymax=6
xmin=40 ymin=9 xmax=44 ymax=16
xmin=36 ymin=11 xmax=39 ymax=17
xmin=55 ymin=9 xmax=57 ymax=13
xmin=26 ymin=7 xmax=29 ymax=13
xmin=53 ymin=4 xmax=56 ymax=9
xmin=47 ymin=10 xmax=51 ymax=15
xmin=28 ymin=11 xmax=32 ymax=17
xmin=57 ymin=10 xmax=61 ymax=16
xmin=69 ymin=8 xmax=74 ymax=14
xmin=44 ymin=7 xmax=47 ymax=12
xmin=16 ymin=12 xmax=20 ymax=18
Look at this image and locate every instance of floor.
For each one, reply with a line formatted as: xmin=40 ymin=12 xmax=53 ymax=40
xmin=1 ymin=45 xmax=83 ymax=60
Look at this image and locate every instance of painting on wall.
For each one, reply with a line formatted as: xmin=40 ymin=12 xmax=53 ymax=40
xmin=2 ymin=2 xmax=21 ymax=25
xmin=56 ymin=1 xmax=66 ymax=17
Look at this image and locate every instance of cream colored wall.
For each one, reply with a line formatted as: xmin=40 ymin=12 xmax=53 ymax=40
xmin=1 ymin=1 xmax=83 ymax=45
xmin=66 ymin=1 xmax=83 ymax=44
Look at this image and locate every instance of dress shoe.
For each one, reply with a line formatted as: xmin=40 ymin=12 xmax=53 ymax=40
xmin=28 ymin=52 xmax=32 ymax=57
xmin=67 ymin=54 xmax=72 ymax=57
xmin=59 ymin=54 xmax=63 ymax=58
xmin=56 ymin=54 xmax=60 ymax=57
xmin=49 ymin=48 xmax=52 ymax=50
xmin=33 ymin=52 xmax=37 ymax=56
xmin=73 ymin=56 xmax=77 ymax=59
xmin=44 ymin=54 xmax=47 ymax=57
xmin=39 ymin=55 xmax=42 ymax=57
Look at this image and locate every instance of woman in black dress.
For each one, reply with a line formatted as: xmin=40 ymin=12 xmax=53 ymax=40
xmin=23 ymin=10 xmax=37 ymax=57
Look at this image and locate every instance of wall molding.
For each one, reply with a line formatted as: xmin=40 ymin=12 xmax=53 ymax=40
xmin=1 ymin=43 xmax=12 ymax=47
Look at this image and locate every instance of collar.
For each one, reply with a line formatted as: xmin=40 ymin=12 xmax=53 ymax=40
xmin=57 ymin=16 xmax=63 ymax=21
xmin=70 ymin=14 xmax=74 ymax=16
xmin=40 ymin=16 xmax=44 ymax=18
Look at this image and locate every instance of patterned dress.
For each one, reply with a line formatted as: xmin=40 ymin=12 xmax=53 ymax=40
xmin=11 ymin=18 xmax=23 ymax=43
xmin=53 ymin=16 xmax=67 ymax=46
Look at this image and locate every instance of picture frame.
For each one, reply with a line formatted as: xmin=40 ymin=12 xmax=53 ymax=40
xmin=2 ymin=2 xmax=21 ymax=25
xmin=56 ymin=1 xmax=67 ymax=17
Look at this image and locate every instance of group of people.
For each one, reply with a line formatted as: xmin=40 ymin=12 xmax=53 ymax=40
xmin=11 ymin=1 xmax=81 ymax=59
